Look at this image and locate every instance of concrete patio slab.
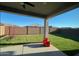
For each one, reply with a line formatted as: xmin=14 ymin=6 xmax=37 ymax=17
xmin=0 ymin=45 xmax=23 ymax=55
xmin=0 ymin=43 xmax=67 ymax=56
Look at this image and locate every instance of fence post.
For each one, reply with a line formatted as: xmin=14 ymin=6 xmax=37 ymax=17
xmin=9 ymin=26 xmax=10 ymax=36
xmin=49 ymin=27 xmax=50 ymax=33
xmin=39 ymin=27 xmax=41 ymax=34
xmin=26 ymin=26 xmax=28 ymax=35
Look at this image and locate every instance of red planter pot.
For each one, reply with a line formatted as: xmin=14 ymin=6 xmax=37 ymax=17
xmin=43 ymin=38 xmax=50 ymax=47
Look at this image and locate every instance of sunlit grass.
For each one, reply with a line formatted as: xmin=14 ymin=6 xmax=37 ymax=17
xmin=0 ymin=35 xmax=43 ymax=44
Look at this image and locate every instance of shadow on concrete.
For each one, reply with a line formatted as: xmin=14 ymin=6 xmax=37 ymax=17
xmin=23 ymin=43 xmax=44 ymax=48
xmin=0 ymin=51 xmax=15 ymax=56
xmin=62 ymin=49 xmax=79 ymax=56
xmin=0 ymin=42 xmax=41 ymax=45
xmin=0 ymin=42 xmax=42 ymax=48
xmin=18 ymin=51 xmax=66 ymax=56
xmin=0 ymin=46 xmax=79 ymax=56
xmin=17 ymin=49 xmax=79 ymax=56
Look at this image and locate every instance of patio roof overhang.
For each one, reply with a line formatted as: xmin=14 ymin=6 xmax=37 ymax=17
xmin=0 ymin=2 xmax=79 ymax=19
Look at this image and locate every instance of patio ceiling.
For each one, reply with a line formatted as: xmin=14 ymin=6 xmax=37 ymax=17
xmin=0 ymin=2 xmax=79 ymax=19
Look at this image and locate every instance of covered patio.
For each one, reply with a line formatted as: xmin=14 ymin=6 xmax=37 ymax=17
xmin=0 ymin=2 xmax=79 ymax=56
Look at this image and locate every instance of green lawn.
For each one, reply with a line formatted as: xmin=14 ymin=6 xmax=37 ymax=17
xmin=0 ymin=35 xmax=43 ymax=44
xmin=49 ymin=34 xmax=79 ymax=56
xmin=0 ymin=34 xmax=79 ymax=56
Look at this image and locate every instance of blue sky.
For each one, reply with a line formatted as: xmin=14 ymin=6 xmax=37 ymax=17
xmin=0 ymin=7 xmax=79 ymax=28
xmin=0 ymin=12 xmax=44 ymax=26
xmin=48 ymin=8 xmax=79 ymax=28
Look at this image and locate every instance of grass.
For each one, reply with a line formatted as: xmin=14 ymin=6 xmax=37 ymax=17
xmin=0 ymin=34 xmax=79 ymax=56
xmin=49 ymin=34 xmax=79 ymax=56
xmin=0 ymin=35 xmax=43 ymax=44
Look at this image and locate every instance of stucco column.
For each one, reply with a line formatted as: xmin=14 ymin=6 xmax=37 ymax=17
xmin=43 ymin=18 xmax=50 ymax=47
xmin=44 ymin=18 xmax=49 ymax=39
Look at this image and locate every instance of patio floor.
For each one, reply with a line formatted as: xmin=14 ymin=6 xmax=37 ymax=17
xmin=0 ymin=43 xmax=66 ymax=56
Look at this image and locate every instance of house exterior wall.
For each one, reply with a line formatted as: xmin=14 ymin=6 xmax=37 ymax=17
xmin=0 ymin=26 xmax=5 ymax=36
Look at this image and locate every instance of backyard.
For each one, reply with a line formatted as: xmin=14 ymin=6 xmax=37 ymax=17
xmin=0 ymin=34 xmax=79 ymax=56
xmin=0 ymin=2 xmax=79 ymax=56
